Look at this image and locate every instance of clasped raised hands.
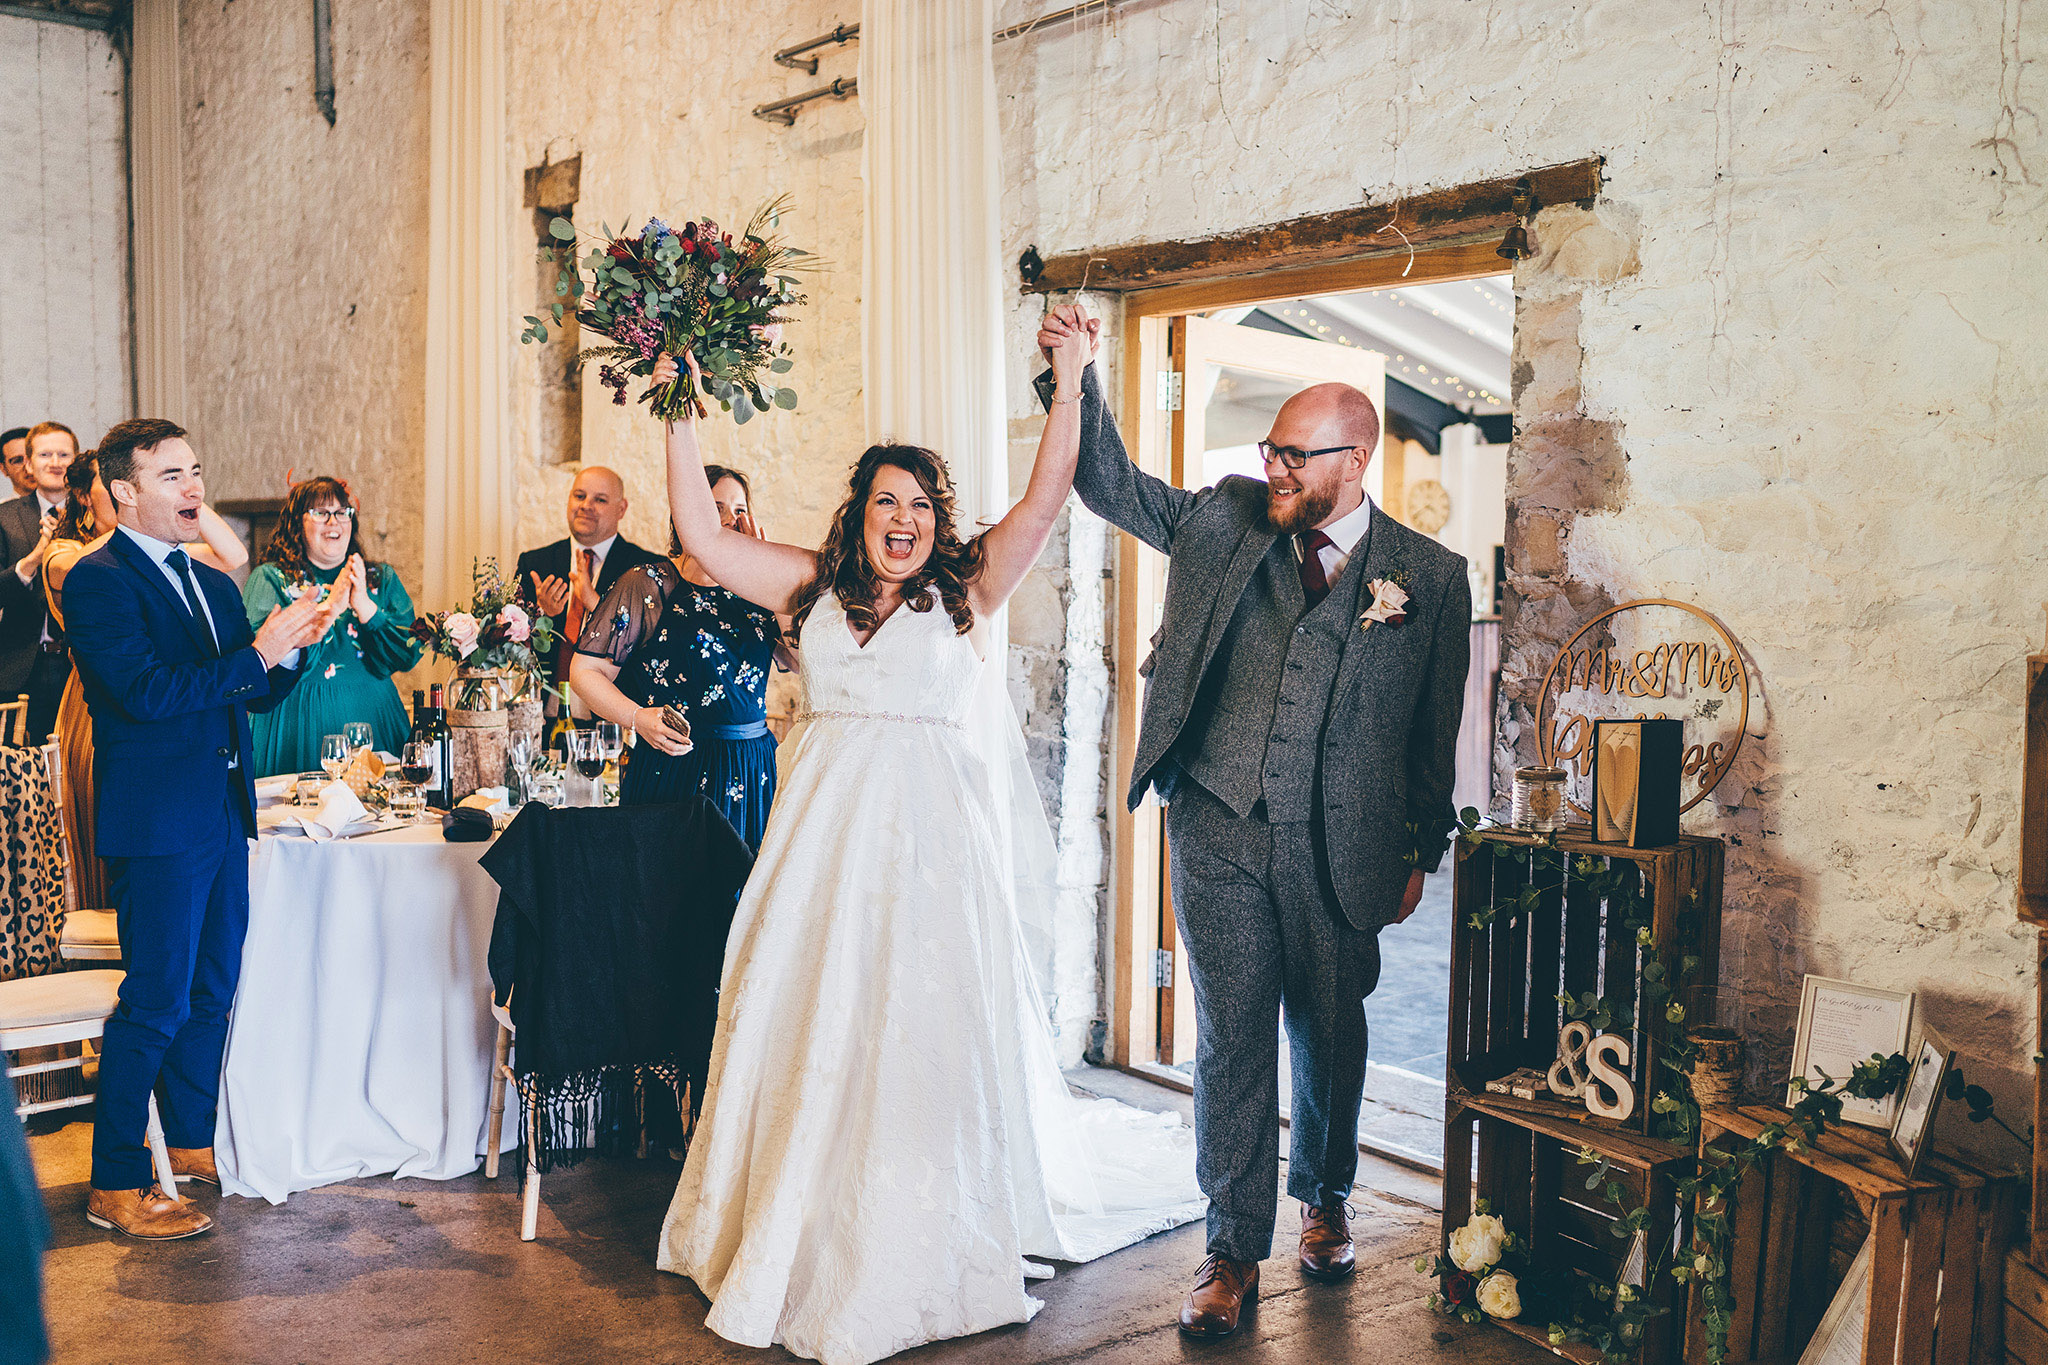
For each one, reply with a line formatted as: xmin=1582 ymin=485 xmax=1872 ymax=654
xmin=252 ymin=582 xmax=348 ymax=669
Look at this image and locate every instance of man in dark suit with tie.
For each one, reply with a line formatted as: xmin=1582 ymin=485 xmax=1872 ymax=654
xmin=514 ymin=466 xmax=659 ymax=724
xmin=1042 ymin=306 xmax=1468 ymax=1337
xmin=62 ymin=418 xmax=339 ymax=1239
xmin=0 ymin=421 xmax=80 ymax=744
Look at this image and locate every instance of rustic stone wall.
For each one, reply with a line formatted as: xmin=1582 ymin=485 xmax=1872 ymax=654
xmin=1005 ymin=0 xmax=2048 ymax=1132
xmin=0 ymin=15 xmax=129 ymax=444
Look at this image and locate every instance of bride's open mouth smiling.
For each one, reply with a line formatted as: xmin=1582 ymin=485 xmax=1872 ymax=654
xmin=882 ymin=532 xmax=917 ymax=562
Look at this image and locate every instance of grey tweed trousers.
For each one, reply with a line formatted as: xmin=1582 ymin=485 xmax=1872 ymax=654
xmin=1166 ymin=780 xmax=1382 ymax=1262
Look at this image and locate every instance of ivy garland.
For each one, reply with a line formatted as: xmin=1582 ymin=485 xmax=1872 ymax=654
xmin=1439 ymin=812 xmax=2016 ymax=1365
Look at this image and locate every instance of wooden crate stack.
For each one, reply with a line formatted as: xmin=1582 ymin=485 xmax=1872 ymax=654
xmin=1688 ymin=1103 xmax=2017 ymax=1365
xmin=1444 ymin=828 xmax=1725 ymax=1365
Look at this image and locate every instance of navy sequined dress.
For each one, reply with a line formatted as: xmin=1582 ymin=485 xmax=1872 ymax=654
xmin=577 ymin=561 xmax=779 ymax=848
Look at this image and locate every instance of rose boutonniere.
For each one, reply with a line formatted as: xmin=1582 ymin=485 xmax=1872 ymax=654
xmin=1361 ymin=570 xmax=1412 ymax=631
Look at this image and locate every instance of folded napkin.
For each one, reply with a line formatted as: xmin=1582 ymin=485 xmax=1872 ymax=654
xmin=280 ymin=780 xmax=371 ymax=841
xmin=253 ymin=774 xmax=296 ymax=806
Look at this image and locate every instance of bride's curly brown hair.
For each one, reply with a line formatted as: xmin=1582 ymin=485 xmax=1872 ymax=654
xmin=793 ymin=444 xmax=983 ymax=637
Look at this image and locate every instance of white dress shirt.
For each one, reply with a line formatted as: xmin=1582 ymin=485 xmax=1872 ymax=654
xmin=1295 ymin=495 xmax=1375 ymax=585
xmin=30 ymin=492 xmax=63 ymax=639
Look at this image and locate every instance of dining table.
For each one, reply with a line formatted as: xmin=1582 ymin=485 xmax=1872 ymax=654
xmin=214 ymin=800 xmax=516 ymax=1204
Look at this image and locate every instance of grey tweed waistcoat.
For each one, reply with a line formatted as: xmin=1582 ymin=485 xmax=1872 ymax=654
xmin=1175 ymin=532 xmax=1372 ymax=824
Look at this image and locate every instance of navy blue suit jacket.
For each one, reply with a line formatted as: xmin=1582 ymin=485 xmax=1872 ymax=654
xmin=62 ymin=530 xmax=301 ymax=858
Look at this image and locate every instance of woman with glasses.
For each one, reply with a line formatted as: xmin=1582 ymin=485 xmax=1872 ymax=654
xmin=242 ymin=476 xmax=423 ymax=777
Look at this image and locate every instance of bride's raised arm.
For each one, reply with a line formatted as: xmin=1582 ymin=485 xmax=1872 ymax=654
xmin=657 ymin=353 xmax=819 ymax=616
xmin=967 ymin=308 xmax=1093 ymax=616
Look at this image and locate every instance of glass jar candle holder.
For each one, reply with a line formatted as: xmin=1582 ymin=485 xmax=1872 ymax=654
xmin=1511 ymin=766 xmax=1567 ymax=832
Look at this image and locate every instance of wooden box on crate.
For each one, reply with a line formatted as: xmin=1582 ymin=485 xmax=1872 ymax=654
xmin=1443 ymin=828 xmax=1725 ymax=1365
xmin=1687 ymin=1104 xmax=2016 ymax=1365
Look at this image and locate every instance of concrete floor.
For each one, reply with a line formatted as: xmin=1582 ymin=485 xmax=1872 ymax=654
xmin=26 ymin=1071 xmax=1554 ymax=1365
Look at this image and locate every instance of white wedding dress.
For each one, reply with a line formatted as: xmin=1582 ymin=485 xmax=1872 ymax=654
xmin=657 ymin=592 xmax=1205 ymax=1365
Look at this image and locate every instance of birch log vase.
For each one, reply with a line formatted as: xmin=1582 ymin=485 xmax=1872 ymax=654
xmin=1686 ymin=1025 xmax=1744 ymax=1108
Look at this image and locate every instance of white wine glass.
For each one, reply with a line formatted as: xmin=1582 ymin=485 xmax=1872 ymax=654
xmin=344 ymin=721 xmax=373 ymax=758
xmin=320 ymin=733 xmax=351 ymax=783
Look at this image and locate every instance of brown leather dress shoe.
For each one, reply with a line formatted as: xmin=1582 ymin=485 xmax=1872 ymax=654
xmin=1299 ymin=1201 xmax=1356 ymax=1281
xmin=1179 ymin=1253 xmax=1259 ymax=1337
xmin=167 ymin=1146 xmax=220 ymax=1187
xmin=86 ymin=1186 xmax=213 ymax=1240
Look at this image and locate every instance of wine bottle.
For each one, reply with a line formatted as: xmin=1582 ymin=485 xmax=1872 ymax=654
xmin=424 ymin=684 xmax=453 ymax=809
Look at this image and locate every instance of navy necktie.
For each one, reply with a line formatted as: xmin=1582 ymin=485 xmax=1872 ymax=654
xmin=166 ymin=549 xmax=219 ymax=653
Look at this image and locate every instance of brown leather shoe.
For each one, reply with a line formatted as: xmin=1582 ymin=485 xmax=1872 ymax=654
xmin=1179 ymin=1253 xmax=1259 ymax=1337
xmin=1299 ymin=1200 xmax=1356 ymax=1281
xmin=86 ymin=1186 xmax=213 ymax=1240
xmin=167 ymin=1146 xmax=220 ymax=1187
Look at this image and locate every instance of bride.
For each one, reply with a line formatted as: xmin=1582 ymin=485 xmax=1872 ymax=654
xmin=648 ymin=321 xmax=1203 ymax=1365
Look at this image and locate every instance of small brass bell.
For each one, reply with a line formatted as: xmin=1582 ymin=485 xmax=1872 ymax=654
xmin=1496 ymin=180 xmax=1535 ymax=261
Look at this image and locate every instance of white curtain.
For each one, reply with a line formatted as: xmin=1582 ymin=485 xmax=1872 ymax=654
xmin=130 ymin=0 xmax=187 ymax=423
xmin=423 ymin=0 xmax=515 ymax=609
xmin=859 ymin=0 xmax=1007 ymax=544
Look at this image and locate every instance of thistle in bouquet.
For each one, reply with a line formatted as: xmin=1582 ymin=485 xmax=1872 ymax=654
xmin=410 ymin=557 xmax=559 ymax=682
xmin=522 ymin=195 xmax=813 ymax=426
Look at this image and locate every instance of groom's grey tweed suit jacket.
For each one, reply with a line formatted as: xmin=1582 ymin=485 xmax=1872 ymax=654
xmin=1066 ymin=364 xmax=1469 ymax=932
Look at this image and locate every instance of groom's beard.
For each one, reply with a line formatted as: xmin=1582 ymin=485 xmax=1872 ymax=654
xmin=1264 ymin=478 xmax=1339 ymax=535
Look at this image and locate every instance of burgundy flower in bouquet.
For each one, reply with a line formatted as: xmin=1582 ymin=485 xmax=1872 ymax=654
xmin=520 ymin=196 xmax=813 ymax=425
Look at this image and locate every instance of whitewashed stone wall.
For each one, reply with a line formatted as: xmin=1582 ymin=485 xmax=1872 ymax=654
xmin=1002 ymin=0 xmax=2048 ymax=1136
xmin=177 ymin=0 xmax=432 ymax=580
xmin=0 ymin=15 xmax=128 ymax=444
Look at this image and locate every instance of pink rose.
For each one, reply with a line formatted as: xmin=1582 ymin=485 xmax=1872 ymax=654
xmin=750 ymin=322 xmax=784 ymax=347
xmin=497 ymin=603 xmax=531 ymax=643
xmin=444 ymin=611 xmax=480 ymax=658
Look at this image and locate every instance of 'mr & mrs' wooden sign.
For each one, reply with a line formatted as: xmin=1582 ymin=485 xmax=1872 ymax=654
xmin=1533 ymin=598 xmax=1752 ymax=819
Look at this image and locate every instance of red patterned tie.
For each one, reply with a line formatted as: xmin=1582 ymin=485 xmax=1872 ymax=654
xmin=1299 ymin=531 xmax=1334 ymax=609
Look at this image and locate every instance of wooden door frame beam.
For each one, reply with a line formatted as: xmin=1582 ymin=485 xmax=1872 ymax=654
xmin=1022 ymin=157 xmax=1602 ymax=295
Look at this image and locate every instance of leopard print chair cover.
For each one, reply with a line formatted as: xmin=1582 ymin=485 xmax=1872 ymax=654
xmin=0 ymin=745 xmax=67 ymax=981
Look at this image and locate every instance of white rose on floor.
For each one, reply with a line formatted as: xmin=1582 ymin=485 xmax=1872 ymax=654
xmin=1477 ymin=1271 xmax=1521 ymax=1319
xmin=1448 ymin=1213 xmax=1506 ymax=1273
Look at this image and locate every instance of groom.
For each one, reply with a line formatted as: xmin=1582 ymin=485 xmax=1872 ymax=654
xmin=1040 ymin=307 xmax=1467 ymax=1336
xmin=63 ymin=418 xmax=336 ymax=1238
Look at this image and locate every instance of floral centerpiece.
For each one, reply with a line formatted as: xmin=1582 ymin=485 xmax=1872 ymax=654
xmin=410 ymin=558 xmax=559 ymax=709
xmin=520 ymin=195 xmax=812 ymax=425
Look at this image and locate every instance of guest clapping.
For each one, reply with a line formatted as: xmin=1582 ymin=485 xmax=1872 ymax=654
xmin=514 ymin=467 xmax=661 ymax=724
xmin=569 ymin=466 xmax=784 ymax=848
xmin=0 ymin=421 xmax=81 ymax=743
xmin=45 ymin=452 xmax=247 ymax=910
xmin=242 ymin=478 xmax=423 ymax=777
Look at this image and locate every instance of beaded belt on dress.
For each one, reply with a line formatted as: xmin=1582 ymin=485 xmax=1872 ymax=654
xmin=796 ymin=709 xmax=965 ymax=732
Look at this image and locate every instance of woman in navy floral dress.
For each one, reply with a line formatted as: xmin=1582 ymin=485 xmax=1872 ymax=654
xmin=570 ymin=466 xmax=785 ymax=847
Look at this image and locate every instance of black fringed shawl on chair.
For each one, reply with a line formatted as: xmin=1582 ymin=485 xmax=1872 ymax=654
xmin=482 ymin=798 xmax=751 ymax=1172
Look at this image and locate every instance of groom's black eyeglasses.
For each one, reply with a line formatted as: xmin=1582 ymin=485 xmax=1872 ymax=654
xmin=1257 ymin=440 xmax=1357 ymax=470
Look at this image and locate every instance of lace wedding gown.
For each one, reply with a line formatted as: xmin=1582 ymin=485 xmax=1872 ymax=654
xmin=657 ymin=592 xmax=1204 ymax=1365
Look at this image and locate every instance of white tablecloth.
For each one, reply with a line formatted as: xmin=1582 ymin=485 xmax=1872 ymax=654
xmin=215 ymin=821 xmax=514 ymax=1203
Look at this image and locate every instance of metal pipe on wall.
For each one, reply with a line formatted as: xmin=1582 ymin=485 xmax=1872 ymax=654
xmin=754 ymin=0 xmax=1143 ymax=124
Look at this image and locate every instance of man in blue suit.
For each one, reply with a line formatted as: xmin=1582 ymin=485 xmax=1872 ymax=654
xmin=62 ymin=418 xmax=340 ymax=1239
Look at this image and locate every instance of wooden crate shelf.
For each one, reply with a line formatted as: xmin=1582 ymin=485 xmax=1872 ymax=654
xmin=1452 ymin=828 xmax=1724 ymax=1137
xmin=1687 ymin=1103 xmax=2017 ymax=1365
xmin=2008 ymin=1249 xmax=2048 ymax=1365
xmin=1445 ymin=1088 xmax=1696 ymax=1365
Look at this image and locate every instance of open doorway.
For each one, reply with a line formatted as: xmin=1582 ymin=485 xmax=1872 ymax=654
xmin=1109 ymin=241 xmax=1510 ymax=1172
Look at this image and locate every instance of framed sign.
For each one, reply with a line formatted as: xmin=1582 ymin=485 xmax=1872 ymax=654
xmin=1887 ymin=1031 xmax=1954 ymax=1177
xmin=1534 ymin=599 xmax=1752 ymax=819
xmin=1787 ymin=975 xmax=1915 ymax=1130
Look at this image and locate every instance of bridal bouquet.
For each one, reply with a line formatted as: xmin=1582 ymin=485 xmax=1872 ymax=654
xmin=410 ymin=557 xmax=559 ymax=686
xmin=521 ymin=196 xmax=811 ymax=425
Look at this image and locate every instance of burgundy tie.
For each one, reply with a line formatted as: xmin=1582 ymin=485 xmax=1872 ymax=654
xmin=1299 ymin=531 xmax=1334 ymax=609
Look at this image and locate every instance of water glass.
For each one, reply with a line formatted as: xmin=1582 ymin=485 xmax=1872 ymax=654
xmin=320 ymin=734 xmax=351 ymax=782
xmin=595 ymin=720 xmax=624 ymax=765
xmin=344 ymin=721 xmax=373 ymax=757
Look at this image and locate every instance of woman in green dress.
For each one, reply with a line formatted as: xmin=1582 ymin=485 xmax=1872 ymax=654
xmin=243 ymin=476 xmax=424 ymax=777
